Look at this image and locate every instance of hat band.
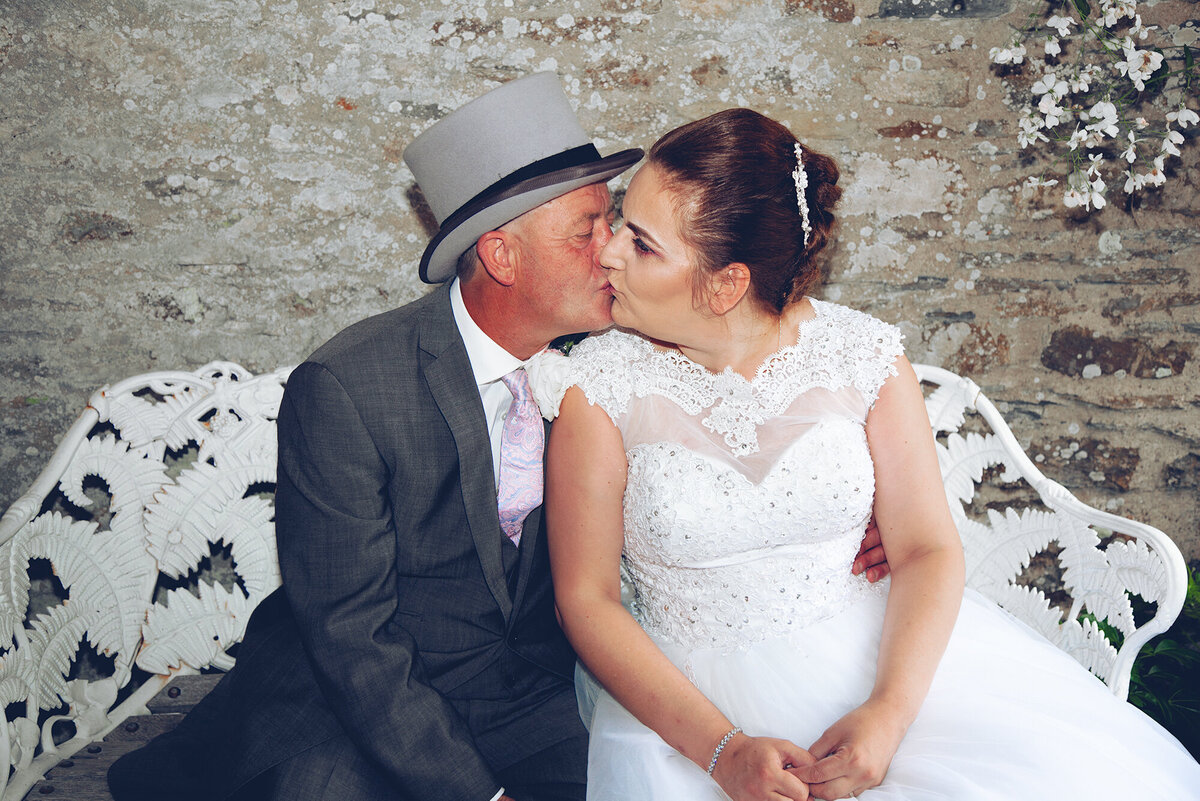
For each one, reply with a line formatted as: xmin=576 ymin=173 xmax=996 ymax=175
xmin=445 ymin=143 xmax=601 ymax=226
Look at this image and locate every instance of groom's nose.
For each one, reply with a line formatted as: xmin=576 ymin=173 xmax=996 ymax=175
xmin=592 ymin=223 xmax=614 ymax=266
xmin=598 ymin=231 xmax=621 ymax=271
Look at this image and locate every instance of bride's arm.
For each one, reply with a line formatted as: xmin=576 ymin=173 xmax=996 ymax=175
xmin=547 ymin=385 xmax=814 ymax=801
xmin=797 ymin=356 xmax=966 ymax=800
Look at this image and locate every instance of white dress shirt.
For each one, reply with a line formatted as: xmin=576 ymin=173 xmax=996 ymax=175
xmin=449 ymin=279 xmax=527 ymax=801
xmin=450 ymin=278 xmax=526 ymax=487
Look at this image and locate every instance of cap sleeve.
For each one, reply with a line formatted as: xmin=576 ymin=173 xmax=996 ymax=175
xmin=525 ymin=329 xmax=646 ymax=422
xmin=805 ymin=299 xmax=904 ymax=411
xmin=848 ymin=310 xmax=904 ymax=410
xmin=562 ymin=329 xmax=646 ymax=422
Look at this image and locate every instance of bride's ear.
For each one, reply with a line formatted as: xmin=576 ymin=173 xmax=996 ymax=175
xmin=706 ymin=263 xmax=752 ymax=315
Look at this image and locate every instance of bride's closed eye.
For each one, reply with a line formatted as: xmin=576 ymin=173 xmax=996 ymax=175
xmin=632 ymin=235 xmax=655 ymax=255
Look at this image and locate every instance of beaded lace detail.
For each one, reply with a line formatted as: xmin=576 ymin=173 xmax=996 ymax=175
xmin=568 ymin=299 xmax=903 ymax=457
xmin=564 ymin=300 xmax=903 ymax=653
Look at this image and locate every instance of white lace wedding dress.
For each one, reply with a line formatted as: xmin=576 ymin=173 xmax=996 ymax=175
xmin=552 ymin=299 xmax=1200 ymax=800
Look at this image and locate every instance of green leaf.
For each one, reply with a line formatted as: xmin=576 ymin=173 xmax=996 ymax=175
xmin=1072 ymin=0 xmax=1090 ymax=19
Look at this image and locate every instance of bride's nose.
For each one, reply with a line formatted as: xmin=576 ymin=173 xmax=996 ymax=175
xmin=598 ymin=229 xmax=624 ymax=271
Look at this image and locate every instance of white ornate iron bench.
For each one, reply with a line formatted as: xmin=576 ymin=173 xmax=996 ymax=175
xmin=0 ymin=361 xmax=1188 ymax=800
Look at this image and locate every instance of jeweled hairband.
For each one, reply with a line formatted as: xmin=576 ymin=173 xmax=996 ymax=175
xmin=792 ymin=142 xmax=813 ymax=249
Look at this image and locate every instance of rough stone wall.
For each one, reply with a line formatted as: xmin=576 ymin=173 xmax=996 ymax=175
xmin=1 ymin=0 xmax=1197 ymax=559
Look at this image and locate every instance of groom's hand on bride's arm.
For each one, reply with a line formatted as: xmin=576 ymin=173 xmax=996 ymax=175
xmin=711 ymin=733 xmax=815 ymax=801
xmin=852 ymin=517 xmax=890 ymax=582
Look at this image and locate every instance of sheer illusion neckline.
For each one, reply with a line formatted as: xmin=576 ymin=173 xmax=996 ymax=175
xmin=647 ymin=297 xmax=825 ymax=391
xmin=561 ymin=298 xmax=904 ymax=458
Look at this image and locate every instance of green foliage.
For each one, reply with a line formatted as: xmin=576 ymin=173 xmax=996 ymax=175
xmin=549 ymin=332 xmax=589 ymax=355
xmin=1127 ymin=563 xmax=1200 ymax=760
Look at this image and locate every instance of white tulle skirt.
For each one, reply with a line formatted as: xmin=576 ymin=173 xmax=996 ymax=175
xmin=578 ymin=589 xmax=1200 ymax=800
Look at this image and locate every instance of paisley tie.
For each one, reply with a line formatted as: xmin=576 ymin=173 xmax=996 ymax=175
xmin=497 ymin=368 xmax=544 ymax=547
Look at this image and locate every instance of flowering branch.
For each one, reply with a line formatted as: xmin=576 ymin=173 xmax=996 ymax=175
xmin=990 ymin=0 xmax=1198 ymax=212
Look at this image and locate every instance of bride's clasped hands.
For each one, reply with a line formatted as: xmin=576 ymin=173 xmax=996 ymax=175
xmin=788 ymin=698 xmax=910 ymax=800
xmin=707 ymin=699 xmax=908 ymax=801
xmin=708 ymin=732 xmax=815 ymax=801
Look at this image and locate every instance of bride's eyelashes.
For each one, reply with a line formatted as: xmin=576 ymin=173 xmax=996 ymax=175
xmin=632 ymin=235 xmax=655 ymax=255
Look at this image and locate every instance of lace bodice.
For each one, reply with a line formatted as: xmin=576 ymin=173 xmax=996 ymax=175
xmin=559 ymin=299 xmax=903 ymax=653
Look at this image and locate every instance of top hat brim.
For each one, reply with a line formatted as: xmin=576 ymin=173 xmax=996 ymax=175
xmin=419 ymin=147 xmax=643 ymax=283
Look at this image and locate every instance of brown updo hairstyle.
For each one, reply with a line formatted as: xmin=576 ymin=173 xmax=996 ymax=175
xmin=647 ymin=108 xmax=842 ymax=313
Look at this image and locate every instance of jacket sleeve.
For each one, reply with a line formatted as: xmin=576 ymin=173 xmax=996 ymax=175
xmin=274 ymin=360 xmax=500 ymax=801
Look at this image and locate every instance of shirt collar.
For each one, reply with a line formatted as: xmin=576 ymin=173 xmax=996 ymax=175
xmin=450 ymin=278 xmax=525 ymax=386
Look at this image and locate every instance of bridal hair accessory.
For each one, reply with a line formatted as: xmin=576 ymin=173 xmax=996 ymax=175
xmin=792 ymin=142 xmax=813 ymax=249
xmin=706 ymin=726 xmax=742 ymax=776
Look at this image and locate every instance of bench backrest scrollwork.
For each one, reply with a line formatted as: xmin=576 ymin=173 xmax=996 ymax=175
xmin=0 ymin=361 xmax=1187 ymax=800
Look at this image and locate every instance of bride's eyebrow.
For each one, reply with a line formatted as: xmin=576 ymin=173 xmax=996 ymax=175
xmin=625 ymin=221 xmax=663 ymax=250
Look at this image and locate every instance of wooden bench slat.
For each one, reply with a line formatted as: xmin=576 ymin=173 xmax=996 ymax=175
xmin=143 ymin=674 xmax=223 ymax=715
xmin=24 ymin=674 xmax=224 ymax=800
xmin=28 ymin=714 xmax=186 ymax=800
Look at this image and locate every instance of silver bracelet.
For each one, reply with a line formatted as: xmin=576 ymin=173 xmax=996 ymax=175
xmin=706 ymin=726 xmax=742 ymax=776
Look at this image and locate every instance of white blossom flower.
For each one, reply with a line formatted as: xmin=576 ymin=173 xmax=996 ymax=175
xmin=1129 ymin=14 xmax=1155 ymax=40
xmin=523 ymin=349 xmax=572 ymax=420
xmin=1032 ymin=71 xmax=1067 ymax=97
xmin=1166 ymin=108 xmax=1199 ymax=128
xmin=1085 ymin=101 xmax=1120 ymax=138
xmin=1063 ymin=187 xmax=1087 ymax=208
xmin=1121 ymin=131 xmax=1138 ymax=163
xmin=1162 ymin=129 xmax=1184 ymax=157
xmin=1063 ymin=173 xmax=1106 ymax=210
xmin=1025 ymin=176 xmax=1059 ymax=188
xmin=989 ymin=44 xmax=1027 ymax=65
xmin=1067 ymin=128 xmax=1089 ymax=151
xmin=1046 ymin=14 xmax=1075 ymax=37
xmin=1123 ymin=170 xmax=1145 ymax=193
xmin=1044 ymin=38 xmax=1062 ymax=57
xmin=1039 ymin=94 xmax=1068 ymax=127
xmin=1087 ymin=153 xmax=1105 ymax=177
xmin=1135 ymin=116 xmax=1149 ymax=130
xmin=1115 ymin=45 xmax=1164 ymax=92
xmin=1100 ymin=0 xmax=1137 ymax=29
xmin=1141 ymin=164 xmax=1166 ymax=187
xmin=1017 ymin=107 xmax=1050 ymax=148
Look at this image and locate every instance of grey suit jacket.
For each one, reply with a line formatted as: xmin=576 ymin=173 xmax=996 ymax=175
xmin=108 ymin=283 xmax=579 ymax=801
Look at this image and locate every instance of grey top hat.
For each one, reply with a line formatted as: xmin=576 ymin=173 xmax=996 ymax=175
xmin=403 ymin=73 xmax=643 ymax=284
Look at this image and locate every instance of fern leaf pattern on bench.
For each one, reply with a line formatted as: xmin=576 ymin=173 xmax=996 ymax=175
xmin=914 ymin=364 xmax=1186 ymax=701
xmin=0 ymin=362 xmax=290 ymax=800
xmin=0 ymin=360 xmax=1188 ymax=800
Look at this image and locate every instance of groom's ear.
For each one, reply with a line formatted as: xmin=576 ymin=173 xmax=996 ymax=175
xmin=706 ymin=263 xmax=752 ymax=315
xmin=476 ymin=230 xmax=518 ymax=287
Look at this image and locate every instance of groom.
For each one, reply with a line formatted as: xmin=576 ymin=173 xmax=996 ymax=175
xmin=109 ymin=73 xmax=889 ymax=801
xmin=108 ymin=73 xmax=640 ymax=801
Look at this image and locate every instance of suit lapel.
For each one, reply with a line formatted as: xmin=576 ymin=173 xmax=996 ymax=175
xmin=419 ymin=286 xmax=513 ymax=620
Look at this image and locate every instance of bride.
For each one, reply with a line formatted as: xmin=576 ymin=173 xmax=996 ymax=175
xmin=539 ymin=108 xmax=1200 ymax=800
